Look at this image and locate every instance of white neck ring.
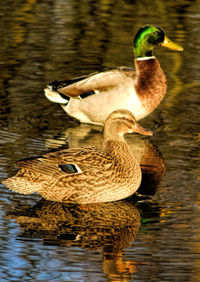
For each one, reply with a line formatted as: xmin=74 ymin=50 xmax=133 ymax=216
xmin=136 ymin=56 xmax=155 ymax=61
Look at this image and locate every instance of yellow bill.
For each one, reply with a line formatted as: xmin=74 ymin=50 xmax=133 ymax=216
xmin=161 ymin=36 xmax=183 ymax=51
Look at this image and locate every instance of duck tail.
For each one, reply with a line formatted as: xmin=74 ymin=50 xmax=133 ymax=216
xmin=44 ymin=74 xmax=90 ymax=104
xmin=44 ymin=81 xmax=70 ymax=105
xmin=2 ymin=176 xmax=41 ymax=195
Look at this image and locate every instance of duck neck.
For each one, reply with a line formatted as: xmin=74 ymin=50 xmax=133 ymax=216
xmin=134 ymin=57 xmax=167 ymax=111
xmin=133 ymin=47 xmax=154 ymax=59
xmin=103 ymin=125 xmax=125 ymax=144
xmin=103 ymin=128 xmax=136 ymax=169
xmin=103 ymin=138 xmax=136 ymax=171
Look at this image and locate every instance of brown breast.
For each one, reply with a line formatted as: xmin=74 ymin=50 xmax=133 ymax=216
xmin=134 ymin=58 xmax=167 ymax=113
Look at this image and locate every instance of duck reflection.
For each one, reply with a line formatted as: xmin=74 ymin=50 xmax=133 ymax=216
xmin=138 ymin=140 xmax=165 ymax=196
xmin=8 ymin=199 xmax=140 ymax=281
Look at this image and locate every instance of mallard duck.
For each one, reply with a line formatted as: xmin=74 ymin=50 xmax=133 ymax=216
xmin=44 ymin=25 xmax=183 ymax=125
xmin=3 ymin=110 xmax=152 ymax=204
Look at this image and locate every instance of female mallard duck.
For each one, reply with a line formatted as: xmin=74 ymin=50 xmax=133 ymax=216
xmin=44 ymin=25 xmax=183 ymax=125
xmin=3 ymin=110 xmax=152 ymax=204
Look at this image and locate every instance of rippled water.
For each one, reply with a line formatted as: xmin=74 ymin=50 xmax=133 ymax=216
xmin=0 ymin=0 xmax=200 ymax=281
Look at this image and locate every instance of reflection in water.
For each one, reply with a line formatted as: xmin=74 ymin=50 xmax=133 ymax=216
xmin=139 ymin=140 xmax=165 ymax=196
xmin=7 ymin=199 xmax=140 ymax=281
xmin=193 ymin=193 xmax=200 ymax=279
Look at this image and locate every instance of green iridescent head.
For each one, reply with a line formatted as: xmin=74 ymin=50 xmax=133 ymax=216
xmin=133 ymin=25 xmax=183 ymax=58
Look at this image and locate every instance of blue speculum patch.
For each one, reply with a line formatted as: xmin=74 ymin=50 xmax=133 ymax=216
xmin=58 ymin=164 xmax=79 ymax=174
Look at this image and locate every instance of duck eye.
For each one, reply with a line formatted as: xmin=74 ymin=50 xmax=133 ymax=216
xmin=153 ymin=31 xmax=159 ymax=36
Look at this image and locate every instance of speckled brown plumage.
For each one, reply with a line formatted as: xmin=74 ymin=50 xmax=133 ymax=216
xmin=3 ymin=110 xmax=152 ymax=204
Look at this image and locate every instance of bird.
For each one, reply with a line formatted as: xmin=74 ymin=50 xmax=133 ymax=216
xmin=2 ymin=109 xmax=152 ymax=204
xmin=44 ymin=25 xmax=183 ymax=125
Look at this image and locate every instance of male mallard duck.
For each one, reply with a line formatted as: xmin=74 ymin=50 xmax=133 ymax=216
xmin=44 ymin=25 xmax=183 ymax=125
xmin=3 ymin=110 xmax=152 ymax=204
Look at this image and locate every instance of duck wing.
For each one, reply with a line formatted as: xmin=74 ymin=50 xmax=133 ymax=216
xmin=2 ymin=147 xmax=113 ymax=197
xmin=16 ymin=147 xmax=112 ymax=177
xmin=53 ymin=67 xmax=135 ymax=98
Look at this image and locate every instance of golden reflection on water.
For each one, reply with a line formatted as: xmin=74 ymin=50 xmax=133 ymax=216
xmin=165 ymin=51 xmax=200 ymax=109
xmin=159 ymin=202 xmax=182 ymax=223
xmin=13 ymin=0 xmax=37 ymax=44
xmin=192 ymin=193 xmax=200 ymax=281
xmin=7 ymin=199 xmax=141 ymax=281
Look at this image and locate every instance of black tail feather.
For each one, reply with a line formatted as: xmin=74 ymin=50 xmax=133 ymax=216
xmin=49 ymin=74 xmax=91 ymax=91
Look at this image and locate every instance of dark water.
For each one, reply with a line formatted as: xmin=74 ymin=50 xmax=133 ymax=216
xmin=0 ymin=0 xmax=200 ymax=281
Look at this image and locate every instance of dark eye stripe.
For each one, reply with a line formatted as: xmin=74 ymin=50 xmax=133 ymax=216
xmin=112 ymin=116 xmax=134 ymax=124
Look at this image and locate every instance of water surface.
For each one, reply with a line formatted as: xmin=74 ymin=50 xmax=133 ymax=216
xmin=0 ymin=0 xmax=200 ymax=281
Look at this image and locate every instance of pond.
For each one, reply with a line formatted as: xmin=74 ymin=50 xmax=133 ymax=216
xmin=0 ymin=0 xmax=200 ymax=281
